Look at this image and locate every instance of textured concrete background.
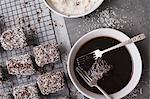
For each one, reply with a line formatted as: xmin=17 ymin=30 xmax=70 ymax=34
xmin=65 ymin=0 xmax=150 ymax=98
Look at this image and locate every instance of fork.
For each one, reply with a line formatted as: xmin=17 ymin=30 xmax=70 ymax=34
xmin=76 ymin=66 xmax=112 ymax=99
xmin=77 ymin=33 xmax=146 ymax=62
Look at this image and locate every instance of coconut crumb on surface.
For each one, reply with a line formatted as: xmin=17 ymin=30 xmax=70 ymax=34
xmin=123 ymin=88 xmax=143 ymax=99
xmin=66 ymin=7 xmax=133 ymax=39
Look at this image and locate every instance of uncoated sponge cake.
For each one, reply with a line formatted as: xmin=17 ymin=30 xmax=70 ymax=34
xmin=33 ymin=42 xmax=60 ymax=67
xmin=37 ymin=70 xmax=65 ymax=95
xmin=0 ymin=28 xmax=27 ymax=50
xmin=13 ymin=83 xmax=39 ymax=99
xmin=88 ymin=57 xmax=112 ymax=80
xmin=6 ymin=54 xmax=35 ymax=76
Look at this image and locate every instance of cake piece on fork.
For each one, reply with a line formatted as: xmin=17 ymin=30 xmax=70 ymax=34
xmin=88 ymin=57 xmax=112 ymax=80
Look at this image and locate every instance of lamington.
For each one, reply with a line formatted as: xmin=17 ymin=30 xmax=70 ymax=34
xmin=0 ymin=28 xmax=27 ymax=50
xmin=13 ymin=83 xmax=39 ymax=99
xmin=33 ymin=42 xmax=60 ymax=67
xmin=37 ymin=70 xmax=65 ymax=95
xmin=6 ymin=54 xmax=35 ymax=76
xmin=88 ymin=57 xmax=112 ymax=80
xmin=0 ymin=93 xmax=12 ymax=99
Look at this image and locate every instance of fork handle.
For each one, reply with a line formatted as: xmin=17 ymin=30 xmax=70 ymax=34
xmin=94 ymin=85 xmax=112 ymax=99
xmin=102 ymin=33 xmax=146 ymax=54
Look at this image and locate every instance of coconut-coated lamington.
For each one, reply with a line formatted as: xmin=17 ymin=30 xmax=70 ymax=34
xmin=6 ymin=54 xmax=35 ymax=75
xmin=0 ymin=93 xmax=12 ymax=99
xmin=37 ymin=70 xmax=65 ymax=95
xmin=0 ymin=28 xmax=27 ymax=50
xmin=33 ymin=42 xmax=60 ymax=67
xmin=13 ymin=83 xmax=39 ymax=99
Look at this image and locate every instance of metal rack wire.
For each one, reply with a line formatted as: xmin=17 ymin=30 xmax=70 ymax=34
xmin=0 ymin=0 xmax=69 ymax=98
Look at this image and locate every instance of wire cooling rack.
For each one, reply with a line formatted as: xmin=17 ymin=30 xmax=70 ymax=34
xmin=0 ymin=0 xmax=71 ymax=98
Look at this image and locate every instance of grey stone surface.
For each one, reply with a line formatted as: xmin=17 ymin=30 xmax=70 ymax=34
xmin=65 ymin=0 xmax=150 ymax=98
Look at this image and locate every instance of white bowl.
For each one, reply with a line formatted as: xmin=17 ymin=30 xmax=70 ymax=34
xmin=67 ymin=28 xmax=142 ymax=99
xmin=43 ymin=0 xmax=104 ymax=18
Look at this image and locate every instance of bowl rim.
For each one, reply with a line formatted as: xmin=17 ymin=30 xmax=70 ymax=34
xmin=43 ymin=0 xmax=104 ymax=18
xmin=67 ymin=28 xmax=142 ymax=99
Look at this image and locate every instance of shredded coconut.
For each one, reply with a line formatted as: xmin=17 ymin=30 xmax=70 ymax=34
xmin=49 ymin=0 xmax=98 ymax=15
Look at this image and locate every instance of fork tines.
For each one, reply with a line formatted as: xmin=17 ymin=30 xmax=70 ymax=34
xmin=76 ymin=66 xmax=92 ymax=85
xmin=76 ymin=52 xmax=95 ymax=69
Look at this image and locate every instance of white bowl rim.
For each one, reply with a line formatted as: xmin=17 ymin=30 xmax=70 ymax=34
xmin=67 ymin=28 xmax=142 ymax=99
xmin=43 ymin=0 xmax=104 ymax=18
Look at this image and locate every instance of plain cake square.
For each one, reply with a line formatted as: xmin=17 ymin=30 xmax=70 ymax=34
xmin=33 ymin=42 xmax=60 ymax=67
xmin=13 ymin=83 xmax=39 ymax=99
xmin=37 ymin=70 xmax=65 ymax=95
xmin=0 ymin=28 xmax=27 ymax=50
xmin=6 ymin=54 xmax=35 ymax=76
